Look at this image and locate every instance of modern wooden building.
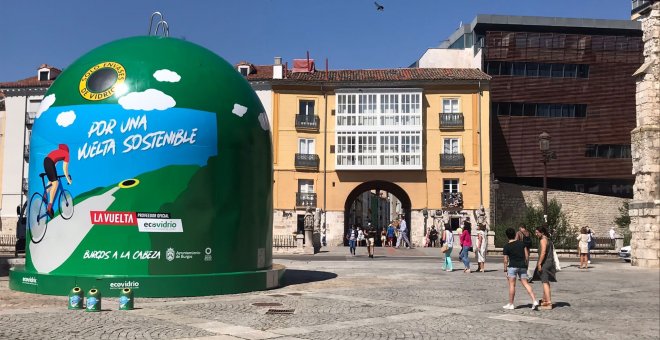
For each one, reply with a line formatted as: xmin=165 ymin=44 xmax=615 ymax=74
xmin=417 ymin=15 xmax=643 ymax=198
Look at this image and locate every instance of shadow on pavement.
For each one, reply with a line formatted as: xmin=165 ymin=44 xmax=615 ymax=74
xmin=281 ymin=269 xmax=337 ymax=287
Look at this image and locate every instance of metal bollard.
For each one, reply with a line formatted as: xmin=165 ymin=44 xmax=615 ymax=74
xmin=68 ymin=287 xmax=84 ymax=310
xmin=85 ymin=288 xmax=101 ymax=312
xmin=118 ymin=288 xmax=134 ymax=310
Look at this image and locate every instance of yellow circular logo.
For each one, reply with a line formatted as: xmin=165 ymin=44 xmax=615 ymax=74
xmin=79 ymin=62 xmax=126 ymax=101
xmin=118 ymin=179 xmax=140 ymax=189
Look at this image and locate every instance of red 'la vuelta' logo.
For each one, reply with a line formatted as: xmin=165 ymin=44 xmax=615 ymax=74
xmin=90 ymin=211 xmax=137 ymax=225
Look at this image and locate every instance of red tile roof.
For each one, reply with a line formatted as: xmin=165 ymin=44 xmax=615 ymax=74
xmin=288 ymin=68 xmax=490 ymax=82
xmin=241 ymin=65 xmax=489 ymax=82
xmin=0 ymin=76 xmax=55 ymax=89
xmin=244 ymin=65 xmax=274 ymax=80
xmin=0 ymin=65 xmax=61 ymax=89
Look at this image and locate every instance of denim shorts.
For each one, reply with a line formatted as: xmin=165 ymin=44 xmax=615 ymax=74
xmin=507 ymin=267 xmax=528 ymax=279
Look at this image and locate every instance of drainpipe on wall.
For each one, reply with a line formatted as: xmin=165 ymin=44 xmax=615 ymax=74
xmin=322 ymin=84 xmax=328 ymax=244
xmin=478 ymin=81 xmax=483 ymax=208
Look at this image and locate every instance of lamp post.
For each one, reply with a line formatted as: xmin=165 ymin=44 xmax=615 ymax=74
xmin=538 ymin=131 xmax=554 ymax=223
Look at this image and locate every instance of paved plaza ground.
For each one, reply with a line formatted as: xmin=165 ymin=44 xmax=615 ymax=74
xmin=0 ymin=248 xmax=658 ymax=339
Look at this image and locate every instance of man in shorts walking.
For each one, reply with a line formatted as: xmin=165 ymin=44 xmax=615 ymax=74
xmin=366 ymin=223 xmax=377 ymax=258
xmin=503 ymin=227 xmax=538 ymax=310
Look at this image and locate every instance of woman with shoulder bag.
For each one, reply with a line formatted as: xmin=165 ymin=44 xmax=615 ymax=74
xmin=441 ymin=228 xmax=454 ymax=272
xmin=533 ymin=226 xmax=557 ymax=310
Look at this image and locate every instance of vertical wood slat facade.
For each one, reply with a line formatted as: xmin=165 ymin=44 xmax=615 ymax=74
xmin=485 ymin=31 xmax=643 ymax=185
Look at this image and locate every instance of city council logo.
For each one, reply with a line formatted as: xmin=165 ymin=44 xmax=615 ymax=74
xmin=166 ymin=248 xmax=175 ymax=262
xmin=79 ymin=61 xmax=126 ymax=101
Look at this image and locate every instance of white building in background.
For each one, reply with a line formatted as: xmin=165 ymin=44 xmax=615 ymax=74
xmin=0 ymin=64 xmax=59 ymax=234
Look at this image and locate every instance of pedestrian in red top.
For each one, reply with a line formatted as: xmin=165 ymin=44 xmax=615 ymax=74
xmin=43 ymin=144 xmax=72 ymax=217
xmin=459 ymin=220 xmax=472 ymax=273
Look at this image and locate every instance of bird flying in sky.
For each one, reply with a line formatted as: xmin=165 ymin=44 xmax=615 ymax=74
xmin=374 ymin=1 xmax=384 ymax=11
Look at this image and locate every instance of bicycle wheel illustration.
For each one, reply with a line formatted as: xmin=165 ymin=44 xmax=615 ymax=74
xmin=59 ymin=189 xmax=74 ymax=220
xmin=28 ymin=192 xmax=48 ymax=244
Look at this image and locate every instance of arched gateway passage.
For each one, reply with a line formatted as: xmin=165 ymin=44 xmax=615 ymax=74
xmin=343 ymin=181 xmax=411 ymax=246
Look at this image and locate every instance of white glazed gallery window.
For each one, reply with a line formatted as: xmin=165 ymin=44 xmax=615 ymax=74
xmin=400 ymin=132 xmax=421 ymax=166
xmin=298 ymin=138 xmax=315 ymax=154
xmin=380 ymin=94 xmax=400 ymax=126
xmin=380 ymin=132 xmax=399 ymax=165
xmin=298 ymin=179 xmax=314 ymax=193
xmin=443 ymin=179 xmax=459 ymax=193
xmin=443 ymin=99 xmax=460 ymax=113
xmin=358 ymin=94 xmax=377 ymax=126
xmin=443 ymin=138 xmax=460 ymax=154
xmin=357 ymin=132 xmax=378 ymax=165
xmin=335 ymin=89 xmax=423 ymax=170
xmin=337 ymin=94 xmax=357 ymax=126
xmin=336 ymin=132 xmax=356 ymax=166
xmin=401 ymin=93 xmax=421 ymax=126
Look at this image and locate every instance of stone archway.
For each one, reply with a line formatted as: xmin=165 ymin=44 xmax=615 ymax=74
xmin=343 ymin=181 xmax=412 ymax=246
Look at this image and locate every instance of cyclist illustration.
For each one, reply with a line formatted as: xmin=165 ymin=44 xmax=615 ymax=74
xmin=43 ymin=144 xmax=72 ymax=218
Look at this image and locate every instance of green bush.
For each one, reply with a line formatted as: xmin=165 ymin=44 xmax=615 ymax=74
xmin=494 ymin=196 xmax=577 ymax=249
xmin=614 ymin=201 xmax=632 ymax=246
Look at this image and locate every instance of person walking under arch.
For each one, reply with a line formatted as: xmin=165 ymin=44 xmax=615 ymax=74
xmin=395 ymin=217 xmax=410 ymax=249
xmin=346 ymin=225 xmax=358 ymax=256
xmin=367 ymin=223 xmax=377 ymax=258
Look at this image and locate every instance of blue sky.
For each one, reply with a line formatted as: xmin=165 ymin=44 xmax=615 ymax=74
xmin=0 ymin=0 xmax=630 ymax=81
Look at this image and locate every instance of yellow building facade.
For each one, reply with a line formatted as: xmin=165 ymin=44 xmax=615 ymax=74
xmin=246 ymin=65 xmax=491 ymax=246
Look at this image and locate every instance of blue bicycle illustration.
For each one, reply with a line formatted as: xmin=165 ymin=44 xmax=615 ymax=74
xmin=28 ymin=173 xmax=74 ymax=243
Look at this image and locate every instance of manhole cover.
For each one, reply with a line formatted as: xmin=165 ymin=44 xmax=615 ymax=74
xmin=288 ymin=293 xmax=303 ymax=296
xmin=252 ymin=302 xmax=283 ymax=307
xmin=266 ymin=308 xmax=295 ymax=315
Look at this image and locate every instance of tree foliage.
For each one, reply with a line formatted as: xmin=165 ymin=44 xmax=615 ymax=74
xmin=493 ymin=196 xmax=577 ymax=249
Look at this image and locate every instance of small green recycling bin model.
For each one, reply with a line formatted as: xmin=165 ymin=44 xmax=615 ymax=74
xmin=9 ymin=24 xmax=283 ymax=297
xmin=68 ymin=287 xmax=84 ymax=309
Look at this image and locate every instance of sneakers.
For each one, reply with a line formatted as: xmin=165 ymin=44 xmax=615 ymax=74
xmin=531 ymin=301 xmax=539 ymax=310
xmin=502 ymin=303 xmax=515 ymax=310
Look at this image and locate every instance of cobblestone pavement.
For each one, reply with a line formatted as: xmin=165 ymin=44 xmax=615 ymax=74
xmin=0 ymin=256 xmax=658 ymax=339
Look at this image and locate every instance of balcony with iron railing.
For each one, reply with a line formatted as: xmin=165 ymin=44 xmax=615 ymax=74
xmin=441 ymin=192 xmax=463 ymax=210
xmin=23 ymin=145 xmax=30 ymax=161
xmin=295 ymin=114 xmax=320 ymax=131
xmin=295 ymin=153 xmax=320 ymax=171
xmin=296 ymin=192 xmax=317 ymax=208
xmin=439 ymin=112 xmax=464 ymax=130
xmin=25 ymin=112 xmax=36 ymax=126
xmin=440 ymin=153 xmax=465 ymax=171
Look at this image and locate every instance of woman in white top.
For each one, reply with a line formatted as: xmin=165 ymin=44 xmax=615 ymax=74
xmin=357 ymin=228 xmax=365 ymax=247
xmin=441 ymin=228 xmax=454 ymax=272
xmin=476 ymin=224 xmax=488 ymax=272
xmin=577 ymin=226 xmax=590 ymax=269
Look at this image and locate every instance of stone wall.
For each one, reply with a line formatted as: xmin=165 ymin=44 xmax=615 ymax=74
xmin=494 ymin=182 xmax=629 ymax=236
xmin=630 ymin=1 xmax=660 ymax=268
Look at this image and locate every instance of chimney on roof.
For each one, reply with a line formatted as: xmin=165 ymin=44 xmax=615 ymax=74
xmin=273 ymin=57 xmax=283 ymax=79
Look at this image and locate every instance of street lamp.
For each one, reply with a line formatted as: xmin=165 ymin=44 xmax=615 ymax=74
xmin=538 ymin=131 xmax=554 ymax=223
